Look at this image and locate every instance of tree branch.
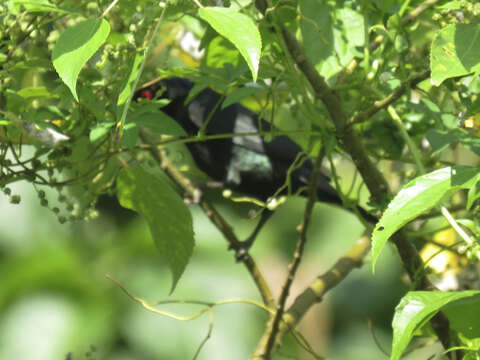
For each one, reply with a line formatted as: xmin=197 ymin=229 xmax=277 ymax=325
xmin=251 ymin=233 xmax=371 ymax=359
xmin=254 ymin=149 xmax=325 ymax=359
xmin=251 ymin=1 xmax=456 ymax=355
xmin=352 ymin=70 xmax=430 ymax=124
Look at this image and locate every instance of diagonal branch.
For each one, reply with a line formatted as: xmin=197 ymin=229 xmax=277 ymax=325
xmin=352 ymin=70 xmax=430 ymax=125
xmin=287 ymin=233 xmax=371 ymax=322
xmin=252 ymin=233 xmax=371 ymax=359
xmin=254 ymin=149 xmax=325 ymax=359
xmin=253 ymin=0 xmax=456 ymax=356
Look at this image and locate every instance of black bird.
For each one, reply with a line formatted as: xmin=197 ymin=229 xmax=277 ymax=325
xmin=135 ymin=77 xmax=375 ymax=256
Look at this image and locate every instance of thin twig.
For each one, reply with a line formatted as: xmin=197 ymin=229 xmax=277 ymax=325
xmin=367 ymin=317 xmax=390 ymax=356
xmin=441 ymin=207 xmax=474 ymax=246
xmin=261 ymin=149 xmax=325 ymax=358
xmin=100 ymin=0 xmax=119 ymax=18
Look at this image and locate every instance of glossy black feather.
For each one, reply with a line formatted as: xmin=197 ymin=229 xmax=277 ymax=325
xmin=137 ymin=77 xmax=343 ymax=206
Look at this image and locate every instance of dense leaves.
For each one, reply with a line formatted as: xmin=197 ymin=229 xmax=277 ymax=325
xmin=3 ymin=0 xmax=480 ymax=359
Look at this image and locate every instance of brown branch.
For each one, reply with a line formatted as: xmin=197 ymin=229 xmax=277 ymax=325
xmin=352 ymin=70 xmax=430 ymax=124
xmin=139 ymin=129 xmax=274 ymax=307
xmin=403 ymin=0 xmax=442 ymax=25
xmin=280 ymin=27 xmax=391 ymax=203
xmin=255 ymin=150 xmax=325 ymax=359
xmin=287 ymin=233 xmax=371 ymax=320
xmin=251 ymin=1 xmax=457 ymax=356
xmin=251 ymin=233 xmax=371 ymax=359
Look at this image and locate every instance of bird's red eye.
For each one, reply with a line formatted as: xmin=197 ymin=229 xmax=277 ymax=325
xmin=140 ymin=89 xmax=153 ymax=100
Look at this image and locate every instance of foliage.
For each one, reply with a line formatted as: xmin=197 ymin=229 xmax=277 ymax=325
xmin=3 ymin=0 xmax=480 ymax=359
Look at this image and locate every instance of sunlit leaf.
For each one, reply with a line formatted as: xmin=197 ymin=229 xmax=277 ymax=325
xmin=372 ymin=166 xmax=479 ymax=271
xmin=198 ymin=7 xmax=261 ymax=81
xmin=52 ymin=19 xmax=110 ymax=101
xmin=431 ymin=24 xmax=480 ymax=86
xmin=392 ymin=291 xmax=480 ymax=360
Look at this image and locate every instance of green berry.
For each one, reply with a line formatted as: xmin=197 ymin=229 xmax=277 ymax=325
xmin=9 ymin=195 xmax=21 ymax=204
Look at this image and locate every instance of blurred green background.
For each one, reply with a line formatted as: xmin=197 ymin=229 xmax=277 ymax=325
xmin=0 ymin=161 xmax=439 ymax=360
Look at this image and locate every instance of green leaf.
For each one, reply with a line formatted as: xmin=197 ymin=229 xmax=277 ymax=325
xmin=198 ymin=7 xmax=261 ymax=81
xmin=16 ymin=86 xmax=57 ymax=99
xmin=117 ymin=52 xmax=143 ymax=107
xmin=132 ymin=112 xmax=187 ymax=137
xmin=201 ymin=35 xmax=247 ymax=81
xmin=12 ymin=0 xmax=74 ymax=14
xmin=391 ymin=291 xmax=480 ymax=360
xmin=116 ymin=167 xmax=194 ymax=292
xmin=467 ymin=178 xmax=480 ymax=210
xmin=430 ymin=24 xmax=480 ymax=86
xmin=437 ymin=1 xmax=462 ymax=11
xmin=425 ymin=129 xmax=459 ymax=155
xmin=443 ymin=293 xmax=480 ymax=340
xmin=52 ymin=19 xmax=110 ymax=101
xmin=372 ymin=166 xmax=479 ymax=271
xmin=426 ymin=129 xmax=480 ymax=157
xmin=222 ymin=86 xmax=262 ymax=109
xmin=119 ymin=122 xmax=138 ymax=149
xmin=89 ymin=122 xmax=114 ymax=143
xmin=299 ymin=1 xmax=364 ymax=80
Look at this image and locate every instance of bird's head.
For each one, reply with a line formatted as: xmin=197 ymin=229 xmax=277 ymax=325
xmin=135 ymin=77 xmax=194 ymax=102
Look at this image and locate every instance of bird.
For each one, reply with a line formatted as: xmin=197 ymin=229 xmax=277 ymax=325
xmin=134 ymin=77 xmax=376 ymax=257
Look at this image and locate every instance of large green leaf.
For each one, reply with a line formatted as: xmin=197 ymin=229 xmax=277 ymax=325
xmin=431 ymin=24 xmax=480 ymax=86
xmin=52 ymin=19 xmax=110 ymax=101
xmin=198 ymin=7 xmax=261 ymax=81
xmin=299 ymin=1 xmax=364 ymax=80
xmin=372 ymin=166 xmax=479 ymax=271
xmin=117 ymin=167 xmax=194 ymax=292
xmin=391 ymin=291 xmax=480 ymax=360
